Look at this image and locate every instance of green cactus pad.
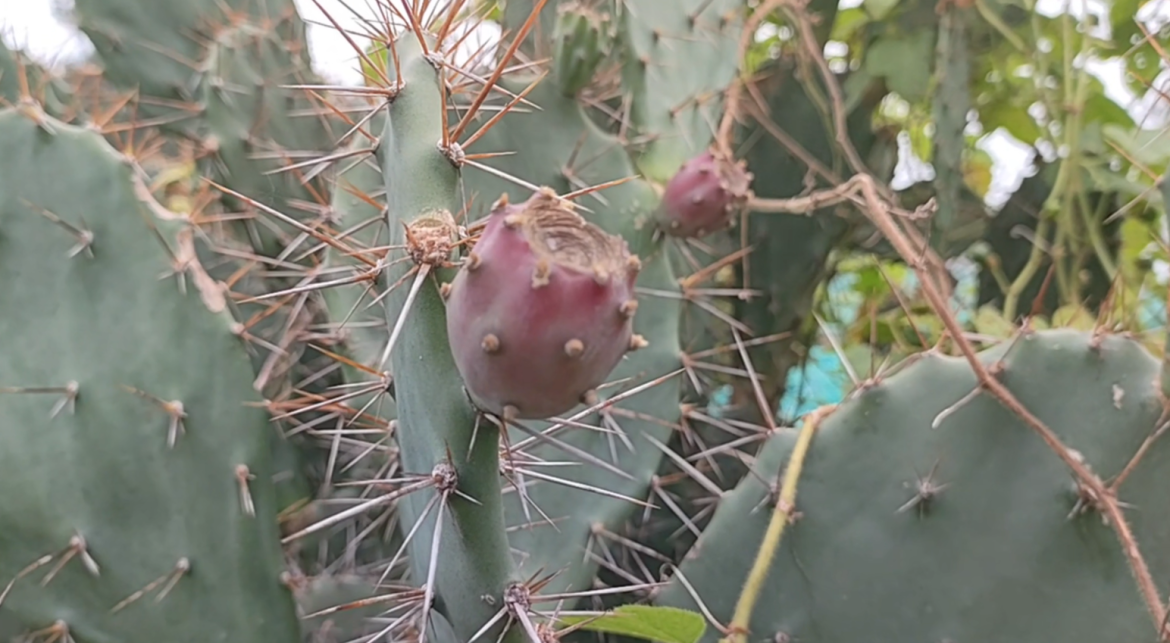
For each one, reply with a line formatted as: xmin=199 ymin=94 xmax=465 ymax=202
xmin=657 ymin=328 xmax=1170 ymax=642
xmin=616 ymin=0 xmax=743 ymax=181
xmin=0 ymin=108 xmax=300 ymax=641
xmin=552 ymin=1 xmax=615 ymax=96
xmin=70 ymin=0 xmax=333 ymax=255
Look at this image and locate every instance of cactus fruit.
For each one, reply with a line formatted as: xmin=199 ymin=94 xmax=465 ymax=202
xmin=656 ymin=328 xmax=1170 ymax=642
xmin=445 ymin=188 xmax=646 ymax=420
xmin=0 ymin=106 xmax=300 ymax=641
xmin=656 ymin=148 xmax=754 ymax=238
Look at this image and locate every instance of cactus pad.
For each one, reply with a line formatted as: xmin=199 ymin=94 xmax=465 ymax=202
xmin=0 ymin=107 xmax=299 ymax=642
xmin=657 ymin=329 xmax=1170 ymax=642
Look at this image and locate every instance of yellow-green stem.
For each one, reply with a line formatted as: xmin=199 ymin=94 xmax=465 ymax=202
xmin=1003 ymin=215 xmax=1051 ymax=320
xmin=721 ymin=405 xmax=835 ymax=643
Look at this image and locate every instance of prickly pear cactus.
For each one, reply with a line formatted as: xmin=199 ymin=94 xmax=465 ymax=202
xmin=70 ymin=0 xmax=335 ymax=255
xmin=0 ymin=106 xmax=301 ymax=641
xmin=656 ymin=328 xmax=1170 ymax=642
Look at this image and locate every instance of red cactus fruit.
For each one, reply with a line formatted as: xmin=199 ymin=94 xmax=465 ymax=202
xmin=444 ymin=187 xmax=646 ymax=420
xmin=655 ymin=148 xmax=753 ymax=238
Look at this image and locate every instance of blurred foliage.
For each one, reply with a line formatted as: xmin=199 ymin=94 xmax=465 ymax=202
xmin=737 ymin=0 xmax=1170 ymax=417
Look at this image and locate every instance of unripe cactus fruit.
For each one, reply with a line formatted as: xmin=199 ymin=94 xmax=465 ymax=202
xmin=445 ymin=188 xmax=645 ymax=420
xmin=655 ymin=148 xmax=753 ymax=238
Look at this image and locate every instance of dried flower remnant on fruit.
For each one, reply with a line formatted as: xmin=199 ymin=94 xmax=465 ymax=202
xmin=656 ymin=148 xmax=753 ymax=238
xmin=405 ymin=209 xmax=458 ymax=266
xmin=445 ymin=188 xmax=643 ymax=420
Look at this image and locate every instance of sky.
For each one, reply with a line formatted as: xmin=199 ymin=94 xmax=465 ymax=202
xmin=0 ymin=0 xmax=1167 ymax=209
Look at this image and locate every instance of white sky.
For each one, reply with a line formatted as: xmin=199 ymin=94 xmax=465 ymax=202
xmin=1 ymin=0 xmax=1167 ymax=208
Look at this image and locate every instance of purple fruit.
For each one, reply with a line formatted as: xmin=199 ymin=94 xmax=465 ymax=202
xmin=444 ymin=187 xmax=646 ymax=420
xmin=656 ymin=148 xmax=753 ymax=238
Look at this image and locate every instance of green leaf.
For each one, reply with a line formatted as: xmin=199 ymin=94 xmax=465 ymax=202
xmin=1109 ymin=0 xmax=1142 ymax=50
xmin=1104 ymin=123 xmax=1170 ymax=171
xmin=863 ymin=0 xmax=900 ymax=21
xmin=830 ymin=6 xmax=871 ymax=44
xmin=557 ymin=605 xmax=707 ymax=643
xmin=979 ymin=102 xmax=1042 ymax=145
xmin=1126 ymin=41 xmax=1162 ymax=92
xmin=974 ymin=305 xmax=1016 ymax=338
xmin=1082 ymin=86 xmax=1135 ymax=131
xmin=864 ymin=29 xmax=934 ymax=103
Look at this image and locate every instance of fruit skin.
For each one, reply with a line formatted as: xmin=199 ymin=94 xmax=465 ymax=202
xmin=445 ymin=188 xmax=643 ymax=420
xmin=656 ymin=148 xmax=754 ymax=238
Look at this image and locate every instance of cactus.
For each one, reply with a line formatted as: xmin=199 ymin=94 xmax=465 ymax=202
xmin=0 ymin=0 xmax=1163 ymax=641
xmin=0 ymin=106 xmax=300 ymax=641
xmin=654 ymin=329 xmax=1170 ymax=641
xmin=375 ymin=33 xmax=520 ymax=642
xmin=70 ymin=0 xmax=336 ymax=256
xmin=551 ymin=2 xmax=615 ymax=97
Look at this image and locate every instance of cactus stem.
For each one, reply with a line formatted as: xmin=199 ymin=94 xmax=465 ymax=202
xmin=723 ymin=405 xmax=834 ymax=643
xmin=417 ymin=461 xmax=466 ymax=643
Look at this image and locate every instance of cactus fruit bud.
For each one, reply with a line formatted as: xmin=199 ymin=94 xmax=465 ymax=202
xmin=552 ymin=1 xmax=614 ymax=97
xmin=445 ymin=187 xmax=641 ymax=420
xmin=655 ymin=148 xmax=753 ymax=238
